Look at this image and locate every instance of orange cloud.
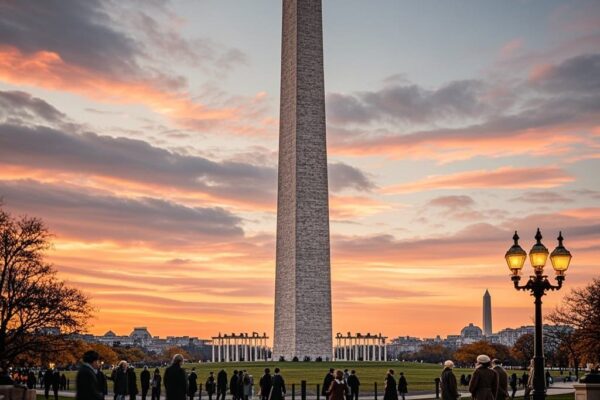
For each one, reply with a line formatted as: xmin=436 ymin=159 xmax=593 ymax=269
xmin=330 ymin=195 xmax=392 ymax=219
xmin=382 ymin=166 xmax=574 ymax=194
xmin=0 ymin=46 xmax=236 ymax=128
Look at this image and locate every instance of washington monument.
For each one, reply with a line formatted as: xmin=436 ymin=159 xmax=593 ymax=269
xmin=273 ymin=0 xmax=333 ymax=360
xmin=483 ymin=289 xmax=492 ymax=336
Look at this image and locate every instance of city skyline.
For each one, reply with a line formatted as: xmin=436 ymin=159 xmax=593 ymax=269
xmin=0 ymin=1 xmax=599 ymax=339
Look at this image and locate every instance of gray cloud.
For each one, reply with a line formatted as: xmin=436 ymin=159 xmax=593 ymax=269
xmin=0 ymin=91 xmax=65 ymax=124
xmin=327 ymin=79 xmax=487 ymax=125
xmin=427 ymin=195 xmax=476 ymax=209
xmin=512 ymin=191 xmax=573 ymax=204
xmin=328 ymin=162 xmax=376 ymax=192
xmin=0 ymin=179 xmax=243 ymax=246
xmin=532 ymin=53 xmax=600 ymax=95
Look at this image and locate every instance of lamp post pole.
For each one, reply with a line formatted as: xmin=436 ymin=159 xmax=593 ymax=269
xmin=505 ymin=229 xmax=572 ymax=400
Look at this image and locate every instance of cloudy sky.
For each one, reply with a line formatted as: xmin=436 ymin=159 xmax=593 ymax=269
xmin=0 ymin=0 xmax=599 ymax=340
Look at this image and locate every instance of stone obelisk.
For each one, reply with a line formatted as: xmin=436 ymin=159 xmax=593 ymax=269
xmin=273 ymin=0 xmax=332 ymax=360
xmin=483 ymin=289 xmax=492 ymax=336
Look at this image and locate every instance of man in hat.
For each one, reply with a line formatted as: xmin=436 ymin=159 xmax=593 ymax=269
xmin=492 ymin=359 xmax=508 ymax=400
xmin=441 ymin=361 xmax=459 ymax=400
xmin=469 ymin=355 xmax=499 ymax=400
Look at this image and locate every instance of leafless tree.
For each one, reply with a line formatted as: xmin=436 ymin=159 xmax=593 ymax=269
xmin=0 ymin=204 xmax=92 ymax=363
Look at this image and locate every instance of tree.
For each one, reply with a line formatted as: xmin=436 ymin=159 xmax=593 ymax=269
xmin=511 ymin=334 xmax=534 ymax=366
xmin=162 ymin=346 xmax=192 ymax=362
xmin=412 ymin=344 xmax=453 ymax=363
xmin=454 ymin=341 xmax=509 ymax=365
xmin=548 ymin=278 xmax=600 ymax=365
xmin=0 ymin=204 xmax=92 ymax=363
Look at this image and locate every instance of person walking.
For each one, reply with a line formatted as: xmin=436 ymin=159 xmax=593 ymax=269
xmin=259 ymin=368 xmax=272 ymax=400
xmin=545 ymin=371 xmax=552 ymax=387
xmin=113 ymin=361 xmax=129 ymax=400
xmin=75 ymin=350 xmax=104 ymax=400
xmin=468 ymin=355 xmax=499 ymax=400
xmin=151 ymin=368 xmax=162 ymax=400
xmin=128 ymin=367 xmax=139 ymax=400
xmin=206 ymin=372 xmax=217 ymax=400
xmin=52 ymin=369 xmax=60 ymax=400
xmin=27 ymin=370 xmax=36 ymax=389
xmin=397 ymin=372 xmax=408 ymax=400
xmin=243 ymin=373 xmax=253 ymax=400
xmin=230 ymin=370 xmax=239 ymax=400
xmin=327 ymin=370 xmax=348 ymax=400
xmin=188 ymin=368 xmax=198 ymax=400
xmin=268 ymin=368 xmax=285 ymax=400
xmin=237 ymin=371 xmax=244 ymax=400
xmin=523 ymin=360 xmax=534 ymax=400
xmin=322 ymin=369 xmax=335 ymax=400
xmin=98 ymin=367 xmax=109 ymax=400
xmin=141 ymin=366 xmax=151 ymax=400
xmin=164 ymin=354 xmax=187 ymax=400
xmin=509 ymin=373 xmax=517 ymax=400
xmin=441 ymin=361 xmax=459 ymax=400
xmin=217 ymin=370 xmax=228 ymax=400
xmin=383 ymin=370 xmax=398 ymax=400
xmin=492 ymin=359 xmax=508 ymax=400
xmin=347 ymin=370 xmax=360 ymax=400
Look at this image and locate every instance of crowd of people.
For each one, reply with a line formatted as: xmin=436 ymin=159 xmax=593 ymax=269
xmin=0 ymin=365 xmax=70 ymax=400
xmin=71 ymin=351 xmax=563 ymax=400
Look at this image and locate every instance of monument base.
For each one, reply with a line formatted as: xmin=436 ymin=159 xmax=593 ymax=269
xmin=574 ymin=383 xmax=600 ymax=400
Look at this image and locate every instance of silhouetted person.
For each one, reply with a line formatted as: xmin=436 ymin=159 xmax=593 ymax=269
xmin=269 ymin=368 xmax=285 ymax=400
xmin=206 ymin=372 xmax=216 ymax=400
xmin=98 ymin=368 xmax=109 ymax=400
xmin=230 ymin=370 xmax=239 ymax=400
xmin=397 ymin=372 xmax=408 ymax=400
xmin=217 ymin=370 xmax=228 ymax=400
xmin=322 ymin=369 xmax=335 ymax=400
xmin=468 ymin=355 xmax=499 ymax=400
xmin=27 ymin=370 xmax=37 ymax=389
xmin=347 ymin=370 xmax=360 ymax=400
xmin=60 ymin=373 xmax=67 ymax=390
xmin=128 ymin=367 xmax=138 ymax=400
xmin=113 ymin=361 xmax=129 ymax=400
xmin=164 ymin=354 xmax=187 ymax=400
xmin=259 ymin=368 xmax=272 ymax=400
xmin=52 ymin=369 xmax=60 ymax=400
xmin=242 ymin=373 xmax=253 ymax=400
xmin=188 ymin=368 xmax=198 ymax=400
xmin=76 ymin=350 xmax=104 ymax=400
xmin=384 ymin=370 xmax=398 ymax=400
xmin=441 ymin=361 xmax=459 ymax=400
xmin=237 ymin=371 xmax=244 ymax=400
xmin=460 ymin=375 xmax=466 ymax=387
xmin=140 ymin=366 xmax=151 ymax=400
xmin=492 ymin=359 xmax=508 ymax=400
xmin=44 ymin=368 xmax=54 ymax=400
xmin=509 ymin=373 xmax=517 ymax=399
xmin=151 ymin=368 xmax=162 ymax=400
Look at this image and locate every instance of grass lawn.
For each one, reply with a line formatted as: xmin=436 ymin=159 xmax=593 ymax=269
xmin=56 ymin=361 xmax=552 ymax=394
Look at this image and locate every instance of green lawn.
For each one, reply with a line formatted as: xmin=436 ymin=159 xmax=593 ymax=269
xmin=58 ymin=361 xmax=490 ymax=393
xmin=36 ymin=394 xmax=576 ymax=400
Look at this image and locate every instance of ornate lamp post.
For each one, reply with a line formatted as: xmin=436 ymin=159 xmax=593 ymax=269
xmin=505 ymin=228 xmax=572 ymax=400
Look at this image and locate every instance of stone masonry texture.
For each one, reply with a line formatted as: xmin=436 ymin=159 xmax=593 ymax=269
xmin=273 ymin=0 xmax=333 ymax=360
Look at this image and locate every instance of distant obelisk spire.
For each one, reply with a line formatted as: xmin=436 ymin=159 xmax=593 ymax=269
xmin=483 ymin=289 xmax=492 ymax=336
xmin=273 ymin=0 xmax=332 ymax=360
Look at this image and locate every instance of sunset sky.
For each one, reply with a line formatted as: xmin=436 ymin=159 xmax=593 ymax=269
xmin=0 ymin=0 xmax=599 ymax=341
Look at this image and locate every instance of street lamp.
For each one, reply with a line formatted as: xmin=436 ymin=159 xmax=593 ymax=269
xmin=504 ymin=228 xmax=572 ymax=400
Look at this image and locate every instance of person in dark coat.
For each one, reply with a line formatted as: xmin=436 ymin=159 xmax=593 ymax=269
xmin=52 ymin=369 xmax=60 ymax=400
xmin=397 ymin=372 xmax=408 ymax=400
xmin=492 ymin=359 xmax=508 ymax=400
xmin=322 ymin=369 xmax=335 ymax=400
xmin=469 ymin=355 xmax=499 ymax=400
xmin=76 ymin=350 xmax=104 ymax=400
xmin=441 ymin=361 xmax=459 ymax=400
xmin=347 ymin=370 xmax=360 ymax=400
xmin=383 ymin=370 xmax=398 ymax=400
xmin=237 ymin=371 xmax=244 ymax=400
xmin=98 ymin=368 xmax=109 ymax=400
xmin=327 ymin=370 xmax=349 ymax=400
xmin=61 ymin=374 xmax=67 ymax=390
xmin=188 ymin=368 xmax=198 ymax=400
xmin=113 ymin=361 xmax=129 ymax=400
xmin=217 ymin=370 xmax=228 ymax=400
xmin=164 ymin=354 xmax=187 ymax=400
xmin=206 ymin=372 xmax=217 ymax=400
xmin=141 ymin=366 xmax=151 ymax=400
xmin=259 ymin=368 xmax=272 ymax=400
xmin=230 ymin=370 xmax=239 ymax=400
xmin=268 ymin=368 xmax=285 ymax=400
xmin=509 ymin=373 xmax=517 ymax=399
xmin=27 ymin=370 xmax=37 ymax=389
xmin=128 ymin=367 xmax=139 ymax=400
xmin=151 ymin=368 xmax=162 ymax=400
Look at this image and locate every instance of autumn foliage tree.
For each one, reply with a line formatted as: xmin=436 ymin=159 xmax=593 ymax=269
xmin=454 ymin=341 xmax=512 ymax=365
xmin=511 ymin=334 xmax=534 ymax=366
xmin=0 ymin=204 xmax=92 ymax=363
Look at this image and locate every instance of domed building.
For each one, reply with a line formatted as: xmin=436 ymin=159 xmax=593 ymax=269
xmin=460 ymin=323 xmax=483 ymax=343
